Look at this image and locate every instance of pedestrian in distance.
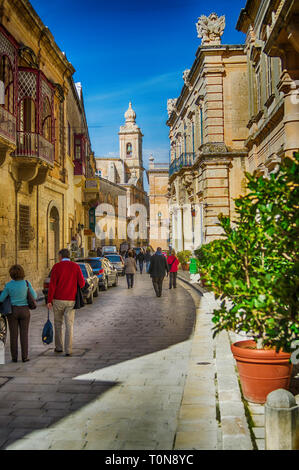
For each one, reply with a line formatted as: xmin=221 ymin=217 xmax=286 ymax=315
xmin=137 ymin=249 xmax=145 ymax=274
xmin=167 ymin=249 xmax=179 ymax=289
xmin=144 ymin=249 xmax=152 ymax=273
xmin=124 ymin=251 xmax=137 ymax=289
xmin=148 ymin=247 xmax=169 ymax=297
xmin=47 ymin=248 xmax=85 ymax=357
xmin=96 ymin=246 xmax=102 ymax=257
xmin=0 ymin=264 xmax=37 ymax=362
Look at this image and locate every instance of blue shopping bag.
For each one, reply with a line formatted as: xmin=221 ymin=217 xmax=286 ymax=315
xmin=42 ymin=309 xmax=53 ymax=345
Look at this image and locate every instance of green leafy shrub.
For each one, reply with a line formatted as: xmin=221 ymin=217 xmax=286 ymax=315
xmin=195 ymin=154 xmax=299 ymax=352
xmin=177 ymin=250 xmax=192 ymax=266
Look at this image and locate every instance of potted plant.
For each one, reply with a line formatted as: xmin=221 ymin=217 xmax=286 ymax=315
xmin=196 ymin=154 xmax=299 ymax=403
xmin=177 ymin=250 xmax=192 ymax=271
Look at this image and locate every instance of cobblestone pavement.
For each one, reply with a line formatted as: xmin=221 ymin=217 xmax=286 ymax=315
xmin=0 ymin=273 xmax=196 ymax=450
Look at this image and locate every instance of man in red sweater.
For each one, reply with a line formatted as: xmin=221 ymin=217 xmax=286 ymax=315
xmin=167 ymin=249 xmax=180 ymax=289
xmin=47 ymin=248 xmax=85 ymax=356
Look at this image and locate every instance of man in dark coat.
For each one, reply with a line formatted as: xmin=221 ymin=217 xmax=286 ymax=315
xmin=148 ymin=247 xmax=169 ymax=297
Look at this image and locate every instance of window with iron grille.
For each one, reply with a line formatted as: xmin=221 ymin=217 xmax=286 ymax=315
xmin=19 ymin=204 xmax=30 ymax=250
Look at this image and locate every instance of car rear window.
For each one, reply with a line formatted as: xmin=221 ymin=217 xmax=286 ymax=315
xmin=85 ymin=259 xmax=102 ymax=269
xmin=106 ymin=255 xmax=122 ymax=262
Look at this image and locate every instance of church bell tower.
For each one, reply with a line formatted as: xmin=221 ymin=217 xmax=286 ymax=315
xmin=119 ymin=102 xmax=144 ymax=188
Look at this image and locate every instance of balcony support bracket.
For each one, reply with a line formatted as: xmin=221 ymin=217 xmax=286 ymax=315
xmin=9 ymin=157 xmax=39 ymax=184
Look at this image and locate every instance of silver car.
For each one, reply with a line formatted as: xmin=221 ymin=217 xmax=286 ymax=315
xmin=103 ymin=254 xmax=125 ymax=276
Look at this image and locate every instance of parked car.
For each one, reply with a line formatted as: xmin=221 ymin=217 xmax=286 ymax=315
xmin=100 ymin=257 xmax=119 ymax=287
xmin=76 ymin=262 xmax=99 ymax=304
xmin=104 ymin=254 xmax=125 ymax=276
xmin=42 ymin=262 xmax=99 ymax=305
xmin=76 ymin=257 xmax=118 ymax=291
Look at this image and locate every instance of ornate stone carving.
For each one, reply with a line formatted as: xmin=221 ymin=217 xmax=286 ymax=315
xmin=183 ymin=69 xmax=190 ymax=85
xmin=167 ymin=98 xmax=177 ymax=118
xmin=196 ymin=13 xmax=225 ymax=46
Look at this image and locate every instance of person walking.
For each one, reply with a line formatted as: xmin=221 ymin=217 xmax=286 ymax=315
xmin=167 ymin=249 xmax=179 ymax=289
xmin=0 ymin=264 xmax=37 ymax=362
xmin=145 ymin=249 xmax=152 ymax=273
xmin=137 ymin=249 xmax=145 ymax=274
xmin=148 ymin=247 xmax=169 ymax=297
xmin=47 ymin=248 xmax=85 ymax=357
xmin=96 ymin=246 xmax=102 ymax=257
xmin=124 ymin=251 xmax=137 ymax=289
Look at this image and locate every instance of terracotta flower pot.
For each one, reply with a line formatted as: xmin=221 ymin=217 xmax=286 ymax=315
xmin=181 ymin=264 xmax=189 ymax=271
xmin=231 ymin=340 xmax=293 ymax=404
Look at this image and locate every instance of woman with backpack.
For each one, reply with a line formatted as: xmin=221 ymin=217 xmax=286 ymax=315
xmin=167 ymin=250 xmax=179 ymax=289
xmin=0 ymin=264 xmax=37 ymax=362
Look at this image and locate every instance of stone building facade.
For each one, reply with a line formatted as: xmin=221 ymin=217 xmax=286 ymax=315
xmin=167 ymin=13 xmax=249 ymax=251
xmin=147 ymin=156 xmax=169 ymax=251
xmin=236 ymin=0 xmax=299 ymax=173
xmin=0 ymin=0 xmax=93 ymax=293
xmin=167 ymin=4 xmax=299 ymax=253
xmin=95 ymin=103 xmax=149 ymax=247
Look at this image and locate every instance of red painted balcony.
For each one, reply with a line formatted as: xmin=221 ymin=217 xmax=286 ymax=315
xmin=0 ymin=106 xmax=16 ymax=146
xmin=14 ymin=131 xmax=54 ymax=165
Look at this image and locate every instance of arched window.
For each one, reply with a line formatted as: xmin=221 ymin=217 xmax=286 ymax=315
xmin=126 ymin=142 xmax=132 ymax=157
xmin=42 ymin=97 xmax=52 ymax=142
xmin=0 ymin=55 xmax=14 ymax=114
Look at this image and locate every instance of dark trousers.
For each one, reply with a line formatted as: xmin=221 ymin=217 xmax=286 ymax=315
xmin=139 ymin=261 xmax=144 ymax=273
xmin=169 ymin=272 xmax=177 ymax=289
xmin=126 ymin=273 xmax=134 ymax=288
xmin=152 ymin=277 xmax=164 ymax=297
xmin=7 ymin=306 xmax=30 ymax=361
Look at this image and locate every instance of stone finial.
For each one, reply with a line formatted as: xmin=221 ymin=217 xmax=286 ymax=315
xmin=196 ymin=13 xmax=225 ymax=45
xmin=167 ymin=98 xmax=177 ymax=117
xmin=124 ymin=101 xmax=136 ymax=123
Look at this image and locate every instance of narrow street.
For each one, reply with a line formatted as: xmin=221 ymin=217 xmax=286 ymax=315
xmin=0 ymin=274 xmax=195 ymax=450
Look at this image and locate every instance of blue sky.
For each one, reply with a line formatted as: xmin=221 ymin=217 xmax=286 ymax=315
xmin=30 ymin=0 xmax=246 ymax=170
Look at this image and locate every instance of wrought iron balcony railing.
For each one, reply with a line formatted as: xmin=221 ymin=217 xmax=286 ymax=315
xmin=169 ymin=152 xmax=194 ymax=177
xmin=14 ymin=131 xmax=54 ymax=165
xmin=0 ymin=106 xmax=16 ymax=145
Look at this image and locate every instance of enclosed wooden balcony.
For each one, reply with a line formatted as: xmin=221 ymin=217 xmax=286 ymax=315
xmin=0 ymin=106 xmax=16 ymax=166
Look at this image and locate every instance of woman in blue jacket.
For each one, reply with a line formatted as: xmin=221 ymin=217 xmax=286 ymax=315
xmin=0 ymin=265 xmax=37 ymax=362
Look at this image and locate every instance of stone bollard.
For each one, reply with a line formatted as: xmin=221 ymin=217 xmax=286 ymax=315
xmin=265 ymin=389 xmax=299 ymax=450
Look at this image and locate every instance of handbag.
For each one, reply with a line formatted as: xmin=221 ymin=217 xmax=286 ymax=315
xmin=42 ymin=309 xmax=53 ymax=345
xmin=26 ymin=281 xmax=37 ymax=310
xmin=74 ymin=283 xmax=85 ymax=309
xmin=0 ymin=291 xmax=12 ymax=315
